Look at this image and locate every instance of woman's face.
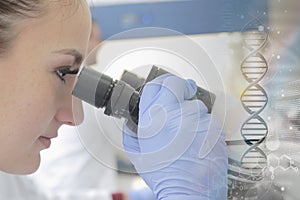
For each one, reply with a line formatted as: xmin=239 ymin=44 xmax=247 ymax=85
xmin=0 ymin=1 xmax=91 ymax=174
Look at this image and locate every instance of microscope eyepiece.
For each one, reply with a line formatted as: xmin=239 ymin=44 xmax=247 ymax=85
xmin=73 ymin=67 xmax=114 ymax=109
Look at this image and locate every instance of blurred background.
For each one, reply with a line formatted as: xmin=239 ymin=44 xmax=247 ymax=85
xmin=1 ymin=0 xmax=300 ymax=199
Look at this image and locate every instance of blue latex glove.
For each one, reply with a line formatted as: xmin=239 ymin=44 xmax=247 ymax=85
xmin=123 ymin=74 xmax=228 ymax=200
xmin=129 ymin=187 xmax=156 ymax=200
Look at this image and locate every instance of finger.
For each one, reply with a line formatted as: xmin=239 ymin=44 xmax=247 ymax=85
xmin=139 ymin=74 xmax=197 ymax=115
xmin=139 ymin=74 xmax=171 ymax=114
xmin=152 ymin=75 xmax=197 ymax=104
xmin=122 ymin=123 xmax=140 ymax=154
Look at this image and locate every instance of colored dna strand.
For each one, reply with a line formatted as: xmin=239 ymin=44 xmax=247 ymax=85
xmin=240 ymin=22 xmax=269 ymax=180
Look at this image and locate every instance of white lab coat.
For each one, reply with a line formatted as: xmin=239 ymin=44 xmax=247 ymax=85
xmin=0 ymin=171 xmax=46 ymax=200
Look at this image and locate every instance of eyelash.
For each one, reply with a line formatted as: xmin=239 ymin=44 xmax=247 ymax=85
xmin=55 ymin=66 xmax=79 ymax=83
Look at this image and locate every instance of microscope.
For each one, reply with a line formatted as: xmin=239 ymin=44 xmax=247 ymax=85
xmin=72 ymin=65 xmax=215 ymax=130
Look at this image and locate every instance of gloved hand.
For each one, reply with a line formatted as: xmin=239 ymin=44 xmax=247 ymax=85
xmin=123 ymin=74 xmax=228 ymax=200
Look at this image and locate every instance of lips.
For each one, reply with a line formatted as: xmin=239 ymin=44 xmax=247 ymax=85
xmin=38 ymin=136 xmax=51 ymax=148
xmin=38 ymin=133 xmax=57 ymax=149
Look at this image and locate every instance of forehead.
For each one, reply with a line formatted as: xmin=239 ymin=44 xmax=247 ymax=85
xmin=43 ymin=0 xmax=91 ymax=28
xmin=0 ymin=0 xmax=92 ymax=70
xmin=19 ymin=0 xmax=92 ymax=52
xmin=45 ymin=0 xmax=90 ymax=18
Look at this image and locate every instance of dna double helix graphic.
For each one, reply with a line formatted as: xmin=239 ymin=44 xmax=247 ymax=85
xmin=240 ymin=20 xmax=269 ymax=179
xmin=228 ymin=18 xmax=269 ymax=200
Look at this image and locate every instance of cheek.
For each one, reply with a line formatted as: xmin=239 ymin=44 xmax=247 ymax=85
xmin=0 ymin=69 xmax=61 ymax=172
xmin=24 ymin=75 xmax=62 ymax=131
xmin=0 ymin=70 xmax=58 ymax=146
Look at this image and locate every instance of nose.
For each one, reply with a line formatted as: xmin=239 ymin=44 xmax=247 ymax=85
xmin=55 ymin=96 xmax=84 ymax=126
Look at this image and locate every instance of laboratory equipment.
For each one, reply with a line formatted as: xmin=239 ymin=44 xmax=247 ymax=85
xmin=72 ymin=65 xmax=215 ymax=130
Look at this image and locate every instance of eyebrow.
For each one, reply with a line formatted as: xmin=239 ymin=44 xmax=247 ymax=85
xmin=54 ymin=49 xmax=83 ymax=65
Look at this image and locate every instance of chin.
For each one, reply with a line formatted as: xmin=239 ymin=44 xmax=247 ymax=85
xmin=20 ymin=163 xmax=41 ymax=175
xmin=20 ymin=157 xmax=41 ymax=175
xmin=2 ymin=154 xmax=41 ymax=175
